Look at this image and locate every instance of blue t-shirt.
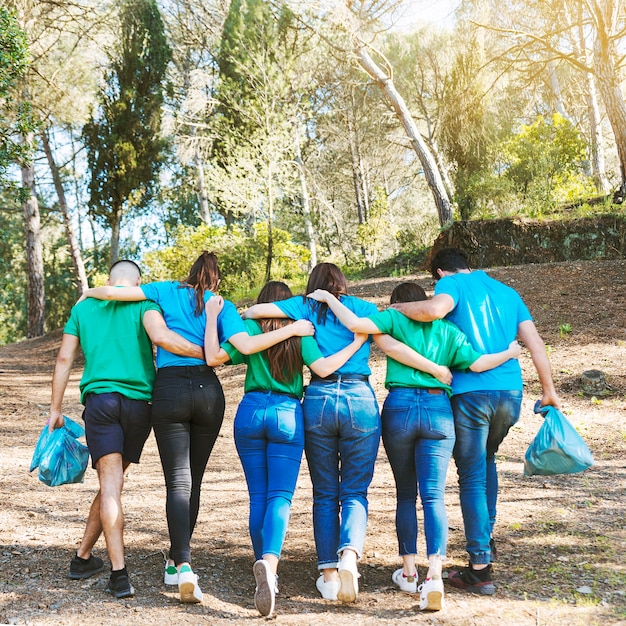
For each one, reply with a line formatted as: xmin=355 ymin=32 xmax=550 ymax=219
xmin=275 ymin=294 xmax=378 ymax=376
xmin=435 ymin=270 xmax=532 ymax=394
xmin=141 ymin=281 xmax=246 ymax=368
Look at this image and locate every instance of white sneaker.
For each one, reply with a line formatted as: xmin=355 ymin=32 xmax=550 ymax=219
xmin=178 ymin=565 xmax=203 ymax=603
xmin=164 ymin=560 xmax=178 ymax=586
xmin=392 ymin=567 xmax=418 ymax=593
xmin=337 ymin=561 xmax=359 ymax=603
xmin=253 ymin=559 xmax=275 ymax=617
xmin=418 ymin=576 xmax=444 ymax=611
xmin=316 ymin=574 xmax=340 ymax=600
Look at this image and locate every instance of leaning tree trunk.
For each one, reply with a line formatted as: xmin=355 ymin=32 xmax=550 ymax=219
xmin=21 ymin=135 xmax=46 ymax=338
xmin=194 ymin=150 xmax=212 ymax=226
xmin=41 ymin=129 xmax=89 ymax=294
xmin=110 ymin=205 xmax=122 ymax=266
xmin=294 ymin=124 xmax=317 ymax=269
xmin=356 ymin=46 xmax=453 ymax=226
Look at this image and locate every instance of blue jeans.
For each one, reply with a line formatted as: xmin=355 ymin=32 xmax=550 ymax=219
xmin=303 ymin=379 xmax=380 ymax=569
xmin=382 ymin=387 xmax=455 ymax=558
xmin=451 ymin=390 xmax=522 ymax=565
xmin=234 ymin=391 xmax=304 ymax=560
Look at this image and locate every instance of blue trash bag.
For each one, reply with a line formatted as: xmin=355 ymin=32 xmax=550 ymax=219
xmin=30 ymin=416 xmax=90 ymax=486
xmin=524 ymin=401 xmax=594 ymax=476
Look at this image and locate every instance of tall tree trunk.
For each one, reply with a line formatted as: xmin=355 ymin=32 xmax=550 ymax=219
xmin=592 ymin=1 xmax=626 ymax=197
xmin=194 ymin=150 xmax=212 ymax=226
xmin=547 ymin=60 xmax=574 ymax=123
xmin=265 ymin=165 xmax=274 ymax=284
xmin=346 ymin=104 xmax=368 ymax=226
xmin=294 ymin=124 xmax=317 ymax=269
xmin=356 ymin=46 xmax=453 ymax=226
xmin=586 ymin=70 xmax=610 ymax=194
xmin=41 ymin=129 xmax=89 ymax=294
xmin=110 ymin=205 xmax=122 ymax=266
xmin=21 ymin=133 xmax=46 ymax=338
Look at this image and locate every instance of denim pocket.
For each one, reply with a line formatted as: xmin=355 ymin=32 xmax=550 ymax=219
xmin=276 ymin=403 xmax=303 ymax=441
xmin=303 ymin=393 xmax=328 ymax=430
xmin=198 ymin=382 xmax=226 ymax=418
xmin=346 ymin=394 xmax=380 ymax=433
xmin=151 ymin=382 xmax=182 ymax=422
xmin=381 ymin=405 xmax=411 ymax=435
xmin=423 ymin=396 xmax=455 ymax=439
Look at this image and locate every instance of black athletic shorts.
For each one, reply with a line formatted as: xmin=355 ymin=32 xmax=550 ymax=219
xmin=83 ymin=392 xmax=151 ymax=468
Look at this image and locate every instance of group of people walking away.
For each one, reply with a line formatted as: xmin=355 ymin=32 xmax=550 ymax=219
xmin=48 ymin=247 xmax=560 ymax=616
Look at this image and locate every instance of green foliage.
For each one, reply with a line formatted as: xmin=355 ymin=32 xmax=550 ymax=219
xmin=142 ymin=223 xmax=309 ymax=301
xmin=356 ymin=186 xmax=395 ymax=266
xmin=499 ymin=114 xmax=594 ymax=207
xmin=0 ymin=7 xmax=33 ymax=190
xmin=83 ymin=0 xmax=171 ymax=247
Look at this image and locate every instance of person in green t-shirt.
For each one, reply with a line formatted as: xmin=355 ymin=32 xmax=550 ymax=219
xmin=205 ymin=281 xmax=374 ymax=618
xmin=308 ymin=281 xmax=520 ymax=612
xmin=48 ymin=260 xmax=204 ymax=600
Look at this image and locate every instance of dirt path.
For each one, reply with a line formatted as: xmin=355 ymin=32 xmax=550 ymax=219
xmin=1 ymin=260 xmax=625 ymax=625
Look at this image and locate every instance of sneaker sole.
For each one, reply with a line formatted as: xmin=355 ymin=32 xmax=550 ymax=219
xmin=337 ymin=569 xmax=357 ymax=603
xmin=179 ymin=579 xmax=202 ymax=604
xmin=421 ymin=590 xmax=444 ymax=611
xmin=253 ymin=560 xmax=275 ymax=616
xmin=448 ymin=577 xmax=495 ymax=595
xmin=69 ymin=564 xmax=105 ymax=580
xmin=107 ymin=584 xmax=135 ymax=599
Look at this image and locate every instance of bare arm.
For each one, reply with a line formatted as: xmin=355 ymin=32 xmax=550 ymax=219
xmin=142 ymin=310 xmax=203 ymax=360
xmin=373 ymin=334 xmax=453 ymax=385
xmin=389 ymin=293 xmax=455 ymax=322
xmin=49 ymin=334 xmax=80 ymax=431
xmin=469 ymin=340 xmax=522 ymax=372
xmin=79 ymin=286 xmax=146 ymax=302
xmin=518 ymin=320 xmax=561 ymax=409
xmin=241 ymin=303 xmax=287 ymax=320
xmin=204 ymin=296 xmax=231 ymax=366
xmin=309 ymin=333 xmax=369 ymax=378
xmin=307 ymin=289 xmax=379 ymax=333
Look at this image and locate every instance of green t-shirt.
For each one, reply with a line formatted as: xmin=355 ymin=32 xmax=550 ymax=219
xmin=223 ymin=319 xmax=324 ymax=399
xmin=368 ymin=309 xmax=482 ymax=395
xmin=64 ymin=298 xmax=161 ymax=404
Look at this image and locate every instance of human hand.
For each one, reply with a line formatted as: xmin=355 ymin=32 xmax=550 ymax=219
xmin=508 ymin=340 xmax=522 ymax=359
xmin=539 ymin=390 xmax=562 ymax=410
xmin=307 ymin=289 xmax=331 ymax=303
xmin=205 ymin=295 xmax=224 ymax=317
xmin=433 ymin=365 xmax=452 ymax=386
xmin=48 ymin=412 xmax=65 ymax=432
xmin=291 ymin=319 xmax=315 ymax=337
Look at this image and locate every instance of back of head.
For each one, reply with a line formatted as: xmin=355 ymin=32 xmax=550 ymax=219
xmin=306 ymin=263 xmax=348 ymax=325
xmin=306 ymin=262 xmax=347 ymax=298
xmin=184 ymin=251 xmax=220 ymax=314
xmin=390 ymin=282 xmax=427 ymax=305
xmin=258 ymin=281 xmax=292 ymax=304
xmin=257 ymin=281 xmax=301 ymax=384
xmin=430 ymin=247 xmax=470 ymax=280
xmin=109 ymin=260 xmax=141 ymax=286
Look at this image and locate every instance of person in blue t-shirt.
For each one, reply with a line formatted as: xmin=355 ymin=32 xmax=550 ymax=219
xmin=391 ymin=247 xmax=561 ymax=596
xmin=80 ymin=252 xmax=313 ymax=605
xmin=242 ymin=263 xmax=390 ymax=604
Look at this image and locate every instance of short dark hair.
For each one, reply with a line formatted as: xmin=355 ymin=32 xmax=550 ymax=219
xmin=430 ymin=247 xmax=469 ymax=279
xmin=109 ymin=259 xmax=141 ymax=277
xmin=390 ymin=282 xmax=427 ymax=304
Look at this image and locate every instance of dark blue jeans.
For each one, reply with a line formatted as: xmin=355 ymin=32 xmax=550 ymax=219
xmin=234 ymin=391 xmax=304 ymax=560
xmin=451 ymin=390 xmax=522 ymax=565
xmin=382 ymin=387 xmax=455 ymax=558
xmin=303 ymin=379 xmax=380 ymax=569
xmin=151 ymin=365 xmax=225 ymax=565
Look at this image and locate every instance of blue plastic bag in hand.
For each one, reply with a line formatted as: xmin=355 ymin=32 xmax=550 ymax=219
xmin=30 ymin=416 xmax=89 ymax=486
xmin=524 ymin=401 xmax=594 ymax=476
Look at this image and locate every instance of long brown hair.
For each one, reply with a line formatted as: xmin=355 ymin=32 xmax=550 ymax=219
xmin=305 ymin=262 xmax=348 ymax=324
xmin=258 ymin=281 xmax=303 ymax=383
xmin=181 ymin=251 xmax=221 ymax=315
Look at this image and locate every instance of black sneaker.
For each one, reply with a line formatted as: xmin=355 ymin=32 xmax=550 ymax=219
xmin=447 ymin=564 xmax=495 ymax=595
xmin=490 ymin=537 xmax=498 ymax=562
xmin=107 ymin=573 xmax=135 ymax=599
xmin=69 ymin=553 xmax=105 ymax=580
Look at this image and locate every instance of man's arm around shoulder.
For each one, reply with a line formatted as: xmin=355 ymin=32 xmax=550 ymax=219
xmin=49 ymin=334 xmax=80 ymax=431
xmin=389 ymin=293 xmax=454 ymax=322
xmin=143 ymin=310 xmax=204 ymax=360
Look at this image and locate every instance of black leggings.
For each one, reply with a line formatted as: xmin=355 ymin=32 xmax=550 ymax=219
xmin=151 ymin=365 xmax=225 ymax=565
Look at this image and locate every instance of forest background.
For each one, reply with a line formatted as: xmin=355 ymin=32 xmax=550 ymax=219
xmin=2 ymin=0 xmax=626 ymax=343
